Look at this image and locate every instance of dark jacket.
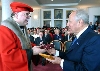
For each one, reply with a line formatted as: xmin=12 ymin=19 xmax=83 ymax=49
xmin=59 ymin=26 xmax=100 ymax=71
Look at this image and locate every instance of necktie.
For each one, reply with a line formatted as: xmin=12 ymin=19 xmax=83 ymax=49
xmin=71 ymin=37 xmax=77 ymax=45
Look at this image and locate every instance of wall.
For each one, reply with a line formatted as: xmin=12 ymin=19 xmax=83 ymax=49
xmin=41 ymin=8 xmax=76 ymax=28
xmin=88 ymin=7 xmax=100 ymax=24
xmin=27 ymin=8 xmax=41 ymax=28
xmin=1 ymin=7 xmax=100 ymax=27
xmin=40 ymin=7 xmax=100 ymax=27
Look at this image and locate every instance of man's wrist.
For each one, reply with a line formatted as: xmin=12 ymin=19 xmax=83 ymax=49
xmin=60 ymin=59 xmax=64 ymax=69
xmin=55 ymin=50 xmax=59 ymax=56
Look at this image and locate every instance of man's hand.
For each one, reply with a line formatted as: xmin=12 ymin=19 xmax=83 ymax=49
xmin=32 ymin=46 xmax=46 ymax=55
xmin=46 ymin=56 xmax=62 ymax=64
xmin=46 ymin=48 xmax=56 ymax=55
xmin=40 ymin=41 xmax=43 ymax=45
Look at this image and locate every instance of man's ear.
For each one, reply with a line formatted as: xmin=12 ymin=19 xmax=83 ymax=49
xmin=78 ymin=19 xmax=84 ymax=26
xmin=79 ymin=19 xmax=83 ymax=23
xmin=14 ymin=12 xmax=19 ymax=19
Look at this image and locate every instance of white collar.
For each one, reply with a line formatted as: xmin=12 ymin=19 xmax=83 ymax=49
xmin=76 ymin=26 xmax=88 ymax=39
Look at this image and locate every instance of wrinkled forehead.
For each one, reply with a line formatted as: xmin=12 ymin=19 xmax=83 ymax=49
xmin=70 ymin=11 xmax=76 ymax=17
xmin=68 ymin=11 xmax=76 ymax=20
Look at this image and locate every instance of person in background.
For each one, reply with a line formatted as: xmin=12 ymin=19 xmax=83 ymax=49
xmin=63 ymin=28 xmax=72 ymax=41
xmin=35 ymin=31 xmax=47 ymax=66
xmin=44 ymin=29 xmax=52 ymax=44
xmin=97 ymin=23 xmax=100 ymax=34
xmin=46 ymin=9 xmax=100 ymax=71
xmin=93 ymin=21 xmax=98 ymax=30
xmin=89 ymin=22 xmax=94 ymax=30
xmin=43 ymin=23 xmax=47 ymax=29
xmin=32 ymin=29 xmax=39 ymax=41
xmin=35 ymin=31 xmax=46 ymax=45
xmin=27 ymin=28 xmax=35 ymax=44
xmin=0 ymin=2 xmax=46 ymax=71
xmin=53 ymin=29 xmax=63 ymax=42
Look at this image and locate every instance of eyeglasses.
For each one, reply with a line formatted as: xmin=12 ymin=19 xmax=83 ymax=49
xmin=24 ymin=13 xmax=31 ymax=17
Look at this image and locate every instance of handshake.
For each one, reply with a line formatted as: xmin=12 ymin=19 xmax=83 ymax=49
xmin=39 ymin=44 xmax=55 ymax=60
xmin=40 ymin=44 xmax=54 ymax=50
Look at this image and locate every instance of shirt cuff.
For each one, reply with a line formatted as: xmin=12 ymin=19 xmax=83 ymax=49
xmin=55 ymin=50 xmax=64 ymax=69
xmin=60 ymin=59 xmax=64 ymax=69
xmin=55 ymin=50 xmax=59 ymax=56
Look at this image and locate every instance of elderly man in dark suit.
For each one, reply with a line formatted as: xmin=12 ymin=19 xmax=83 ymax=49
xmin=53 ymin=29 xmax=63 ymax=42
xmin=44 ymin=29 xmax=52 ymax=44
xmin=46 ymin=9 xmax=100 ymax=71
xmin=35 ymin=31 xmax=46 ymax=45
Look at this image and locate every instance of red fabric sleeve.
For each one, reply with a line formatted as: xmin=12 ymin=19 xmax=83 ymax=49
xmin=31 ymin=42 xmax=36 ymax=47
xmin=0 ymin=26 xmax=29 ymax=71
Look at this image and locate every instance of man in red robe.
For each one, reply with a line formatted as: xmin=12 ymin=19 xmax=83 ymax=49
xmin=0 ymin=2 xmax=46 ymax=71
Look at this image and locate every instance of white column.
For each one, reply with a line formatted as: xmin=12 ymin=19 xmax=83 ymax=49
xmin=1 ymin=0 xmax=14 ymax=21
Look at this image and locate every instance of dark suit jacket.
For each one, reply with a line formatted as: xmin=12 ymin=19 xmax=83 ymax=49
xmin=59 ymin=26 xmax=100 ymax=71
xmin=63 ymin=34 xmax=71 ymax=41
xmin=53 ymin=34 xmax=63 ymax=42
xmin=44 ymin=34 xmax=52 ymax=44
xmin=29 ymin=35 xmax=35 ymax=43
xmin=35 ymin=36 xmax=46 ymax=45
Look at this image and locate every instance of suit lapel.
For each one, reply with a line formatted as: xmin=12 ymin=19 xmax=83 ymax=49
xmin=67 ymin=40 xmax=80 ymax=53
xmin=67 ymin=26 xmax=92 ymax=53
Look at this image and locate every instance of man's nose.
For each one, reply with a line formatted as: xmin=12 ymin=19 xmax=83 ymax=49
xmin=66 ymin=22 xmax=69 ymax=26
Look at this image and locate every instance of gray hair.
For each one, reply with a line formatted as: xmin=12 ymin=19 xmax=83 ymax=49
xmin=74 ymin=9 xmax=89 ymax=24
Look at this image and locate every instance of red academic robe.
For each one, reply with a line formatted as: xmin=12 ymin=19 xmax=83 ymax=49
xmin=0 ymin=26 xmax=29 ymax=71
